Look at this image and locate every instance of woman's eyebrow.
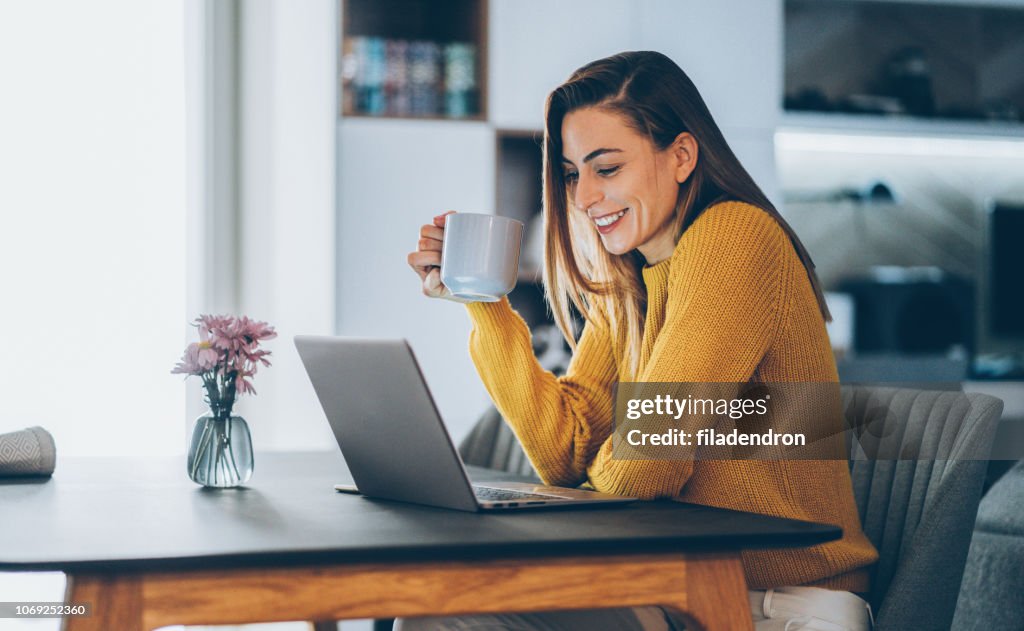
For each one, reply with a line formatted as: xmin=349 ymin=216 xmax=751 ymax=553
xmin=561 ymin=148 xmax=623 ymax=166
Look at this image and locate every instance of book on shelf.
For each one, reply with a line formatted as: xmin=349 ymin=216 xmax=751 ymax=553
xmin=342 ymin=36 xmax=478 ymax=119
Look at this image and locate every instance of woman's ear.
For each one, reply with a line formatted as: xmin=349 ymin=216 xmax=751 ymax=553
xmin=671 ymin=132 xmax=698 ymax=184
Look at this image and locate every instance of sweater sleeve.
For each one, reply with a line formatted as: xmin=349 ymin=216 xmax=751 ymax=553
xmin=586 ymin=204 xmax=788 ymax=499
xmin=465 ymin=297 xmax=618 ymax=488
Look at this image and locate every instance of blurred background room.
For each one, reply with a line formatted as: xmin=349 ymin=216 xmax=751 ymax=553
xmin=1 ymin=0 xmax=1022 ymax=630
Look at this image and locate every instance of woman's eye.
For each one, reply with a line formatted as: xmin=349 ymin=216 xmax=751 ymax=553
xmin=564 ymin=172 xmax=579 ymax=184
xmin=597 ymin=166 xmax=620 ymax=177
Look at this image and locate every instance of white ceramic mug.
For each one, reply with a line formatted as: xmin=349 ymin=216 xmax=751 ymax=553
xmin=440 ymin=213 xmax=524 ymax=302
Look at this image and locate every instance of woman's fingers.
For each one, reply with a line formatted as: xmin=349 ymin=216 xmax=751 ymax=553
xmin=419 ymin=224 xmax=444 ymax=242
xmin=423 ymin=267 xmax=452 ymax=299
xmin=418 ymin=237 xmax=442 ymax=252
xmin=408 ymin=212 xmax=457 ymax=300
xmin=417 ymin=222 xmax=443 ymax=252
xmin=424 ymin=267 xmax=443 ymax=294
xmin=433 ymin=210 xmax=456 ymax=228
xmin=407 ymin=249 xmax=441 ymax=278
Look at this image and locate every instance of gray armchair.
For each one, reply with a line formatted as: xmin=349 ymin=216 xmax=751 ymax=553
xmin=953 ymin=458 xmax=1024 ymax=630
xmin=459 ymin=385 xmax=1004 ymax=631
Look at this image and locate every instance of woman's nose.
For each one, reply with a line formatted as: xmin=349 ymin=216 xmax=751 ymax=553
xmin=573 ymin=172 xmax=603 ymax=212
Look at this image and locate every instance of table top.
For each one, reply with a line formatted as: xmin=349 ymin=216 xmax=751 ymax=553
xmin=0 ymin=451 xmax=841 ymax=573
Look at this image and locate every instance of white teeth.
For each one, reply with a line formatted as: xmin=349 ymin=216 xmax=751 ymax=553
xmin=594 ymin=209 xmax=627 ymax=227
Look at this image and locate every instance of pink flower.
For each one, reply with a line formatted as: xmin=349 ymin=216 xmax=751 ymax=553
xmin=171 ymin=314 xmax=276 ymax=400
xmin=235 ymin=374 xmax=256 ymax=396
xmin=196 ymin=314 xmax=236 ymax=352
xmin=171 ymin=341 xmax=219 ymax=375
xmin=237 ymin=316 xmax=277 ymax=342
xmin=195 ymin=314 xmax=276 ymax=359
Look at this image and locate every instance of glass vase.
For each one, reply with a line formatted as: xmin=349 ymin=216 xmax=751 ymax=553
xmin=187 ymin=412 xmax=253 ymax=487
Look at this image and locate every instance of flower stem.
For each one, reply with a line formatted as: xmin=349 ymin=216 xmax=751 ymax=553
xmin=219 ymin=425 xmax=229 ymax=483
xmin=225 ymin=419 xmax=242 ymax=482
xmin=189 ymin=420 xmax=213 ymax=480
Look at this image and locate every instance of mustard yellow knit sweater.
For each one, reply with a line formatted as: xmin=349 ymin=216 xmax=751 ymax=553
xmin=465 ymin=201 xmax=878 ymax=591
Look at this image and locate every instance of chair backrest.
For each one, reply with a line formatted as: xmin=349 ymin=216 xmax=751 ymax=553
xmin=458 ymin=406 xmax=540 ymax=480
xmin=842 ymin=385 xmax=1003 ymax=631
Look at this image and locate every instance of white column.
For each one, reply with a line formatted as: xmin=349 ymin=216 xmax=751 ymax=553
xmin=236 ymin=0 xmax=339 ymax=451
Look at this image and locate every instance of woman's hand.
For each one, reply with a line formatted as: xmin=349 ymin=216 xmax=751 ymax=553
xmin=407 ymin=211 xmax=470 ymax=302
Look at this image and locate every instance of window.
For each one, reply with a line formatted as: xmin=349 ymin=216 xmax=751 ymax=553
xmin=0 ymin=0 xmax=188 ymax=456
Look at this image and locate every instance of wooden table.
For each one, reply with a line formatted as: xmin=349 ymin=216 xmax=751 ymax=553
xmin=0 ymin=451 xmax=841 ymax=631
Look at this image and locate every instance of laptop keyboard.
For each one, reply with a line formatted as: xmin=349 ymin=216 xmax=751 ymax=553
xmin=473 ymin=486 xmax=562 ymax=502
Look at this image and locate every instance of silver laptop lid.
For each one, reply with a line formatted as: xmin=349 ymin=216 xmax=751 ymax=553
xmin=295 ymin=336 xmax=480 ymax=512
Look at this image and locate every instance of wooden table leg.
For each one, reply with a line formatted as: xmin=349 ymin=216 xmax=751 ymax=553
xmin=61 ymin=573 xmax=144 ymax=631
xmin=663 ymin=552 xmax=754 ymax=631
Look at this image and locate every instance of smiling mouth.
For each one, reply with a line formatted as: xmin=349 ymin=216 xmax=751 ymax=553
xmin=592 ymin=209 xmax=628 ymax=227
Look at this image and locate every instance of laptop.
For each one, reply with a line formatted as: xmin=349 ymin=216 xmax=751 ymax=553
xmin=294 ymin=335 xmax=636 ymax=511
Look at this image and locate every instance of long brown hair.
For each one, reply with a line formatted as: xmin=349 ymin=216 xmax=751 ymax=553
xmin=542 ymin=51 xmax=829 ymax=377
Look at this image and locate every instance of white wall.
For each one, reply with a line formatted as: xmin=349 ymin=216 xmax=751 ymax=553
xmin=634 ymin=0 xmax=782 ymax=130
xmin=488 ymin=0 xmax=638 ymax=129
xmin=235 ymin=0 xmax=338 ymax=452
xmin=335 ymin=119 xmax=496 ymax=440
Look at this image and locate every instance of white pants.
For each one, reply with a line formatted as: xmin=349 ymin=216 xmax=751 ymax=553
xmin=393 ymin=586 xmax=873 ymax=631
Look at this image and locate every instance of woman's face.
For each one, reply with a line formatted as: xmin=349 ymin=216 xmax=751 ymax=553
xmin=560 ymin=107 xmax=696 ymax=264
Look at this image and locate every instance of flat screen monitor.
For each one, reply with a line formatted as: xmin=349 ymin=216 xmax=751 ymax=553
xmin=978 ymin=201 xmax=1024 ymax=356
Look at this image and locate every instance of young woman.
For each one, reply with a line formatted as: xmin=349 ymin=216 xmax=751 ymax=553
xmin=404 ymin=51 xmax=878 ymax=630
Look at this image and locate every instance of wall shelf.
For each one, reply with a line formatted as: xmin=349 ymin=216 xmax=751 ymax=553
xmin=779 ymin=111 xmax=1024 ymax=140
xmin=784 ymin=0 xmax=1024 ymax=128
xmin=340 ymin=0 xmax=487 ymax=121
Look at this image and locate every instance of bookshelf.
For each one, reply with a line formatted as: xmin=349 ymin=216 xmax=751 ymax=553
xmin=340 ymin=0 xmax=488 ymax=121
